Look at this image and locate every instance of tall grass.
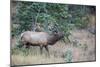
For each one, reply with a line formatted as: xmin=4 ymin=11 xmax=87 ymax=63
xmin=11 ymin=29 xmax=96 ymax=66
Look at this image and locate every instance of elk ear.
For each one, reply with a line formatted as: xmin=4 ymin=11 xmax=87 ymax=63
xmin=52 ymin=30 xmax=58 ymax=36
xmin=53 ymin=30 xmax=58 ymax=33
xmin=53 ymin=32 xmax=57 ymax=36
xmin=54 ymin=32 xmax=58 ymax=36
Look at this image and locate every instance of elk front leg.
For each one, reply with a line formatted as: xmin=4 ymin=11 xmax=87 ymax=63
xmin=40 ymin=45 xmax=43 ymax=54
xmin=44 ymin=45 xmax=50 ymax=57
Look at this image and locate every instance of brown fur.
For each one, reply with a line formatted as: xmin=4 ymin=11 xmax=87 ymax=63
xmin=21 ymin=31 xmax=64 ymax=54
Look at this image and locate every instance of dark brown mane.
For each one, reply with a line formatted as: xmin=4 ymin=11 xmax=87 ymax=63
xmin=47 ymin=32 xmax=64 ymax=45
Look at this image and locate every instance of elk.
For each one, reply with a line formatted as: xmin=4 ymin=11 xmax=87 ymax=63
xmin=21 ymin=31 xmax=64 ymax=55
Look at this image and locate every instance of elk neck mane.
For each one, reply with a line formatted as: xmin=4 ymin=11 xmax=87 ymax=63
xmin=47 ymin=33 xmax=62 ymax=45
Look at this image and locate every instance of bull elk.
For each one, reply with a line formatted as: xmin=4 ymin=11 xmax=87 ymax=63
xmin=21 ymin=31 xmax=64 ymax=55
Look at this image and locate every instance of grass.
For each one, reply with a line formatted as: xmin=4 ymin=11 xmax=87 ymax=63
xmin=11 ymin=54 xmax=65 ymax=66
xmin=11 ymin=46 xmax=65 ymax=66
xmin=11 ymin=29 xmax=96 ymax=66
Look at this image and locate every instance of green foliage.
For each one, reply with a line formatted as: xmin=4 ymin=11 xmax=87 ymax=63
xmin=11 ymin=1 xmax=95 ymax=42
xmin=64 ymin=49 xmax=73 ymax=62
xmin=74 ymin=17 xmax=88 ymax=29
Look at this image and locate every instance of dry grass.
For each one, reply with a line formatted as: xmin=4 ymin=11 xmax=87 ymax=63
xmin=11 ymin=54 xmax=65 ymax=66
xmin=11 ymin=29 xmax=96 ymax=66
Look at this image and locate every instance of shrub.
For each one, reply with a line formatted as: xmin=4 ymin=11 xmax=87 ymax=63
xmin=64 ymin=49 xmax=73 ymax=62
